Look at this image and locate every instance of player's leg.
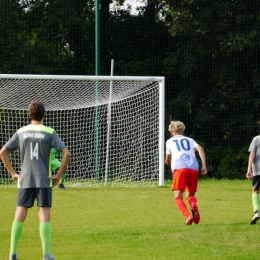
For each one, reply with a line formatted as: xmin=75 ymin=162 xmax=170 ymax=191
xmin=10 ymin=189 xmax=32 ymax=259
xmin=37 ymin=188 xmax=54 ymax=259
xmin=250 ymin=176 xmax=260 ymax=224
xmin=9 ymin=207 xmax=28 ymax=259
xmin=172 ymin=169 xmax=193 ymax=224
xmin=186 ymin=169 xmax=200 ymax=224
xmin=58 ymin=172 xmax=66 ymax=190
xmin=39 ymin=207 xmax=52 ymax=258
xmin=186 ymin=192 xmax=200 ymax=224
xmin=51 ymin=160 xmax=66 ymax=190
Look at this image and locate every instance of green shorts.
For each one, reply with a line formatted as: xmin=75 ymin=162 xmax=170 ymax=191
xmin=51 ymin=158 xmax=61 ymax=171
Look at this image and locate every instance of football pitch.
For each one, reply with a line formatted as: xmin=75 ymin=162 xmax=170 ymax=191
xmin=0 ymin=179 xmax=258 ymax=259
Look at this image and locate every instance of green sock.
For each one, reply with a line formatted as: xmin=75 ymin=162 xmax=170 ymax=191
xmin=59 ymin=174 xmax=66 ymax=185
xmin=40 ymin=222 xmax=51 ymax=255
xmin=252 ymin=193 xmax=260 ymax=212
xmin=10 ymin=221 xmax=23 ymax=254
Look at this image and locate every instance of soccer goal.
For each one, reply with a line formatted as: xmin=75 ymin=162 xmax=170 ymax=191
xmin=0 ymin=74 xmax=165 ymax=187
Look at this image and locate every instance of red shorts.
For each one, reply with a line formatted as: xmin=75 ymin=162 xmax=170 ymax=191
xmin=172 ymin=168 xmax=199 ymax=192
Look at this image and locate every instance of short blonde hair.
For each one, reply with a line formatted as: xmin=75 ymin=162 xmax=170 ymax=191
xmin=168 ymin=121 xmax=185 ymax=134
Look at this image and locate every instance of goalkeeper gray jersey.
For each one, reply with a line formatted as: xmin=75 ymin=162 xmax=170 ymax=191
xmin=4 ymin=124 xmax=66 ymax=188
xmin=249 ymin=135 xmax=260 ymax=176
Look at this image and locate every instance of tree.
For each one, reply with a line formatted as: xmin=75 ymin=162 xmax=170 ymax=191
xmin=0 ymin=0 xmax=29 ymax=73
xmin=164 ymin=0 xmax=260 ymax=141
xmin=22 ymin=0 xmax=96 ymax=74
xmin=103 ymin=1 xmax=175 ymax=76
xmin=163 ymin=0 xmax=260 ymax=178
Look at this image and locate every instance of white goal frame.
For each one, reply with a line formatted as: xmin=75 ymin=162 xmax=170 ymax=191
xmin=0 ymin=74 xmax=165 ymax=187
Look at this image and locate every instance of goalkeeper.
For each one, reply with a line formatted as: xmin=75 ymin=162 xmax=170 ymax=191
xmin=51 ymin=148 xmax=67 ymax=190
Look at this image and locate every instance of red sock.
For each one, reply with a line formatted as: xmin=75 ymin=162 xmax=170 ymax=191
xmin=186 ymin=196 xmax=197 ymax=208
xmin=175 ymin=197 xmax=190 ymax=218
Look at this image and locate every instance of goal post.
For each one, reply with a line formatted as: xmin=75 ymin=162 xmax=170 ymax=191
xmin=0 ymin=74 xmax=165 ymax=187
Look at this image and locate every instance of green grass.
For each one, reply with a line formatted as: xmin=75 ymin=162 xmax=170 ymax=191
xmin=0 ymin=179 xmax=258 ymax=259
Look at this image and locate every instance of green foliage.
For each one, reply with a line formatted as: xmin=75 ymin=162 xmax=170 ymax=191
xmin=1 ymin=0 xmax=260 ymax=179
xmin=163 ymin=0 xmax=260 ymax=180
xmin=0 ymin=0 xmax=27 ymax=73
xmin=205 ymin=145 xmax=248 ymax=179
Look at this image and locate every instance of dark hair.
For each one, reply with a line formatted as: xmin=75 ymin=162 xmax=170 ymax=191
xmin=28 ymin=101 xmax=45 ymax=121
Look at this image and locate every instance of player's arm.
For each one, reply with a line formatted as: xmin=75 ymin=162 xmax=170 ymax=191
xmin=0 ymin=147 xmax=19 ymax=181
xmin=246 ymin=151 xmax=255 ymax=179
xmin=195 ymin=145 xmax=207 ymax=176
xmin=165 ymin=141 xmax=171 ymax=165
xmin=50 ymin=147 xmax=71 ymax=186
xmin=165 ymin=154 xmax=171 ymax=165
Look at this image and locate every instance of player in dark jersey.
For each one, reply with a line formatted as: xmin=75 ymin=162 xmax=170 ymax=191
xmin=247 ymin=134 xmax=260 ymax=224
xmin=0 ymin=101 xmax=71 ymax=260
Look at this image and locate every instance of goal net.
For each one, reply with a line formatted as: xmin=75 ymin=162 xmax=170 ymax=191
xmin=0 ymin=74 xmax=165 ymax=187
